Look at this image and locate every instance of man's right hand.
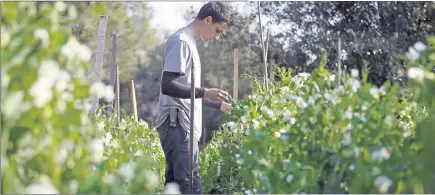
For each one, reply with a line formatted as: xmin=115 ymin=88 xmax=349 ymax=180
xmin=204 ymin=88 xmax=229 ymax=102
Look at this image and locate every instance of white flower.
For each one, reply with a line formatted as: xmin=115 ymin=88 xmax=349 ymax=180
xmin=351 ymin=69 xmax=359 ymax=78
xmin=61 ymin=92 xmax=73 ymax=102
xmin=266 ymin=110 xmax=274 ymax=118
xmin=61 ymin=38 xmax=92 ymax=61
xmin=324 ymin=93 xmax=338 ymax=104
xmin=118 ymin=161 xmax=135 ymax=181
xmin=403 ymin=122 xmax=412 ymax=138
xmin=55 ymin=148 xmax=68 ymax=164
xmin=406 ymin=47 xmax=419 ymax=61
xmin=298 ymin=72 xmax=310 ymax=78
xmin=280 ymin=86 xmax=290 ymax=93
xmin=274 ymin=131 xmax=281 ymax=138
xmin=55 ymin=71 xmax=71 ymax=92
xmin=104 ymin=132 xmax=112 ymax=146
xmin=3 ymin=91 xmax=29 ymax=120
xmin=283 ymin=110 xmax=291 ymax=122
xmin=90 ymin=82 xmax=115 ymax=102
xmin=241 ymin=116 xmax=248 ymax=123
xmin=227 ymin=121 xmax=236 ymax=129
xmin=61 ymin=140 xmax=74 ymax=151
xmin=308 ymin=97 xmax=315 ymax=105
xmin=351 ymin=79 xmax=361 ymax=92
xmin=371 ymin=147 xmax=391 ymax=162
xmin=252 ymin=120 xmax=260 ymax=129
xmin=34 ymin=28 xmax=49 ymax=48
xmin=344 ymin=123 xmax=352 ymax=131
xmin=344 ymin=107 xmax=353 ymax=119
xmin=1 ymin=28 xmax=10 ymax=48
xmin=379 ymin=86 xmax=387 ymax=95
xmin=413 ymin=42 xmax=427 ymax=52
xmin=145 ymin=171 xmax=159 ymax=187
xmin=285 ymin=174 xmax=294 ymax=183
xmin=68 ymin=180 xmax=78 ymax=193
xmin=341 ymin=133 xmax=352 ymax=146
xmin=407 ymin=67 xmax=425 ymax=83
xmin=329 ymin=74 xmax=336 ymax=82
xmin=163 ymin=182 xmax=181 ymax=194
xmin=89 ymin=139 xmax=104 ymax=163
xmin=29 ymin=60 xmax=68 ymax=107
xmin=370 ymin=88 xmax=380 ymax=99
xmin=29 ymin=77 xmax=54 ymax=107
xmin=348 ymin=164 xmax=355 ymax=171
xmin=354 ymin=147 xmax=360 ymax=157
xmin=385 ymin=115 xmax=393 ymax=127
xmin=38 ymin=59 xmax=60 ymax=77
xmin=26 ymin=176 xmax=59 ymax=194
xmin=290 ymin=117 xmax=296 ymax=125
xmin=374 ymin=176 xmax=392 ymax=193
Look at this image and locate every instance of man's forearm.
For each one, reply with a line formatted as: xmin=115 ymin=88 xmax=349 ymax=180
xmin=161 ymin=71 xmax=205 ymax=99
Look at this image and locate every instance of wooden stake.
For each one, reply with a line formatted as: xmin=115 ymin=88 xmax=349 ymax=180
xmin=189 ymin=52 xmax=196 ymax=194
xmin=265 ymin=28 xmax=270 ymax=61
xmin=337 ymin=38 xmax=342 ymax=87
xmin=89 ymin=15 xmax=108 ymax=113
xmin=130 ymin=80 xmax=138 ymax=122
xmin=257 ymin=2 xmax=269 ymax=91
xmin=233 ymin=48 xmax=239 ymax=100
xmin=116 ymin=65 xmax=120 ymax=125
xmin=108 ymin=33 xmax=117 ymax=114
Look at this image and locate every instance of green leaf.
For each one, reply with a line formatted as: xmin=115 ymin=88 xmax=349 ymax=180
xmin=92 ymin=3 xmax=106 ymax=15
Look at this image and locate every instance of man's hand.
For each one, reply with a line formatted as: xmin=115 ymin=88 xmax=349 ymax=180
xmin=220 ymin=101 xmax=232 ymax=112
xmin=204 ymin=88 xmax=229 ymax=102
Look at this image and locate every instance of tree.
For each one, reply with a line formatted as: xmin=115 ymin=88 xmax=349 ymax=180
xmin=65 ymin=2 xmax=160 ymax=83
xmin=255 ymin=1 xmax=435 ymax=86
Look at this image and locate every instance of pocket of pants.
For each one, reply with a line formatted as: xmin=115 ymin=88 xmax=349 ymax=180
xmin=157 ymin=119 xmax=170 ymax=144
xmin=178 ymin=127 xmax=190 ymax=146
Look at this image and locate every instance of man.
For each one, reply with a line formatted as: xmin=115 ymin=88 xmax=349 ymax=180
xmin=154 ymin=2 xmax=234 ymax=194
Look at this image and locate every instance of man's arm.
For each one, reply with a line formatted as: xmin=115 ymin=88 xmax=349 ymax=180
xmin=162 ymin=71 xmax=223 ymax=109
xmin=161 ymin=71 xmax=205 ymax=99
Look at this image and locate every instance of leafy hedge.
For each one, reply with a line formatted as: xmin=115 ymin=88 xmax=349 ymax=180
xmin=1 ymin=2 xmax=164 ymax=194
xmin=3 ymin=2 xmax=434 ymax=194
xmin=202 ymin=38 xmax=435 ymax=194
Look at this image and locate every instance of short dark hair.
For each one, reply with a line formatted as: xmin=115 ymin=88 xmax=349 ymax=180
xmin=196 ymin=1 xmax=233 ymax=26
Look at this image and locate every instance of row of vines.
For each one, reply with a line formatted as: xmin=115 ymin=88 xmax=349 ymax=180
xmin=2 ymin=2 xmax=434 ymax=194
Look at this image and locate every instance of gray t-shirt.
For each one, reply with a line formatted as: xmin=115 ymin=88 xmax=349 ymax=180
xmin=155 ymin=28 xmax=203 ymax=141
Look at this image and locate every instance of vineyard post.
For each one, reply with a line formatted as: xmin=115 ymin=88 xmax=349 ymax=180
xmin=337 ymin=37 xmax=342 ymax=87
xmin=130 ymin=80 xmax=138 ymax=122
xmin=233 ymin=48 xmax=239 ymax=100
xmin=265 ymin=28 xmax=270 ymax=61
xmin=116 ymin=65 xmax=120 ymax=125
xmin=89 ymin=15 xmax=108 ymax=113
xmin=108 ymin=33 xmax=117 ymax=114
xmin=189 ymin=54 xmax=196 ymax=194
xmin=257 ymin=1 xmax=269 ymax=91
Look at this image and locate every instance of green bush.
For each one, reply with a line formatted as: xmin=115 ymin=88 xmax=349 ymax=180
xmin=1 ymin=2 xmax=164 ymax=194
xmin=204 ymin=37 xmax=434 ymax=194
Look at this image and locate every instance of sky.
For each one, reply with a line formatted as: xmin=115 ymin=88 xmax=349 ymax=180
xmin=147 ymin=2 xmax=254 ymax=39
xmin=147 ymin=2 xmax=207 ymax=36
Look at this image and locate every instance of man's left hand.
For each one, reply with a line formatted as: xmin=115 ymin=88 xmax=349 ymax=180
xmin=220 ymin=101 xmax=232 ymax=112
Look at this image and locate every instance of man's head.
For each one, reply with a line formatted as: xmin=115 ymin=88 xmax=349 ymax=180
xmin=195 ymin=1 xmax=233 ymax=41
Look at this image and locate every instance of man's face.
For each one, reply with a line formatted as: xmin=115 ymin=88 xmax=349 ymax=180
xmin=199 ymin=16 xmax=229 ymax=41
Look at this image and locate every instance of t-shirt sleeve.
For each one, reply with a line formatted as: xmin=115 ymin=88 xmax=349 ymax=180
xmin=163 ymin=39 xmax=191 ymax=75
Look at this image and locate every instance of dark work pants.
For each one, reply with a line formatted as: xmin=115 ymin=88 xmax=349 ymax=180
xmin=157 ymin=118 xmax=202 ymax=194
